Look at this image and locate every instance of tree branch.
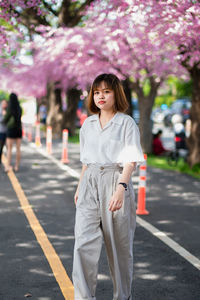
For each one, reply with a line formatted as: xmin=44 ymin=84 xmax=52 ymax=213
xmin=129 ymin=80 xmax=144 ymax=98
xmin=59 ymin=0 xmax=95 ymax=27
xmin=42 ymin=0 xmax=58 ymax=16
xmin=19 ymin=8 xmax=50 ymax=28
xmin=149 ymin=76 xmax=161 ymax=101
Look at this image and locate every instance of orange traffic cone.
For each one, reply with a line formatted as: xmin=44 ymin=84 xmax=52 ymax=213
xmin=35 ymin=122 xmax=41 ymax=147
xmin=61 ymin=129 xmax=69 ymax=163
xmin=46 ymin=126 xmax=52 ymax=154
xmin=28 ymin=124 xmax=32 ymax=142
xmin=22 ymin=124 xmax=26 ymax=139
xmin=136 ymin=154 xmax=149 ymax=215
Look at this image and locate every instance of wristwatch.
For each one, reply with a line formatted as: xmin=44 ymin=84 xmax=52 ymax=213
xmin=118 ymin=182 xmax=128 ymax=191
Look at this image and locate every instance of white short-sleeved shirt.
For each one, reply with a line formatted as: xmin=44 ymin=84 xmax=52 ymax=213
xmin=80 ymin=112 xmax=145 ymax=166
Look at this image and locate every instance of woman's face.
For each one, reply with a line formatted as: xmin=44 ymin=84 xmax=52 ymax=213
xmin=93 ymin=81 xmax=115 ymax=113
xmin=1 ymin=100 xmax=7 ymax=110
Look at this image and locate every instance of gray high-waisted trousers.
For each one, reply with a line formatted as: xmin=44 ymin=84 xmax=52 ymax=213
xmin=72 ymin=164 xmax=136 ymax=300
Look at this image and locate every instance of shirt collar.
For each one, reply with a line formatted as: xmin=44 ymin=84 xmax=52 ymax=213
xmin=88 ymin=112 xmax=123 ymax=125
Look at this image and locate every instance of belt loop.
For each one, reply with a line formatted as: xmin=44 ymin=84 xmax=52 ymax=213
xmin=87 ymin=163 xmax=123 ymax=171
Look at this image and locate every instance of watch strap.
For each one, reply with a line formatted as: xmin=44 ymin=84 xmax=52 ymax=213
xmin=118 ymin=182 xmax=128 ymax=191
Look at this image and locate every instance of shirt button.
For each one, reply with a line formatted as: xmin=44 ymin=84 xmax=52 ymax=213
xmin=100 ymin=167 xmax=104 ymax=170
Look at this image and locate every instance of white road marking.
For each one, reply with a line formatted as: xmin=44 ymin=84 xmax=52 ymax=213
xmin=137 ymin=216 xmax=200 ymax=271
xmin=29 ymin=142 xmax=200 ymax=272
xmin=29 ymin=143 xmax=80 ymax=179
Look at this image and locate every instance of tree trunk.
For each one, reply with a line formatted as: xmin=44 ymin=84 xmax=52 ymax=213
xmin=133 ymin=78 xmax=160 ymax=153
xmin=59 ymin=0 xmax=95 ymax=27
xmin=46 ymin=82 xmax=63 ymax=136
xmin=63 ymin=88 xmax=81 ymax=136
xmin=138 ymin=95 xmax=154 ymax=153
xmin=20 ymin=1 xmax=96 ymax=138
xmin=122 ymin=78 xmax=133 ymax=116
xmin=187 ymin=66 xmax=200 ymax=167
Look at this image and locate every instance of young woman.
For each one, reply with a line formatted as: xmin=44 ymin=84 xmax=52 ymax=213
xmin=0 ymin=100 xmax=8 ymax=166
xmin=72 ymin=73 xmax=144 ymax=300
xmin=3 ymin=93 xmax=22 ymax=172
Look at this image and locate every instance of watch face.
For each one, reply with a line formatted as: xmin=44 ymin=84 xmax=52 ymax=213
xmin=119 ymin=182 xmax=127 ymax=190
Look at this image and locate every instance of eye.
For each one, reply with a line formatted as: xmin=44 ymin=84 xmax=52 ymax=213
xmin=94 ymin=91 xmax=99 ymax=95
xmin=105 ymin=90 xmax=110 ymax=93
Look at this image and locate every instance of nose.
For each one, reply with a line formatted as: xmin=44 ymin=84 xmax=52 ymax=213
xmin=99 ymin=92 xmax=105 ymax=99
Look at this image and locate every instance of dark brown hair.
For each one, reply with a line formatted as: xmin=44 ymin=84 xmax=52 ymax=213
xmin=87 ymin=73 xmax=129 ymax=114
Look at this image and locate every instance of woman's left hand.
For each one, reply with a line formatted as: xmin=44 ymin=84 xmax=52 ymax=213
xmin=109 ymin=185 xmax=125 ymax=212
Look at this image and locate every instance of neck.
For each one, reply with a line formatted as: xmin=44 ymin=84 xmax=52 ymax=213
xmin=99 ymin=110 xmax=116 ymax=120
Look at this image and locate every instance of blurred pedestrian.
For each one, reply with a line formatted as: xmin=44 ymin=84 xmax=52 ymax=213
xmin=39 ymin=103 xmax=47 ymax=125
xmin=0 ymin=100 xmax=8 ymax=166
xmin=153 ymin=129 xmax=169 ymax=156
xmin=72 ymin=73 xmax=144 ymax=300
xmin=3 ymin=93 xmax=22 ymax=172
xmin=172 ymin=114 xmax=187 ymax=150
xmin=185 ymin=119 xmax=191 ymax=138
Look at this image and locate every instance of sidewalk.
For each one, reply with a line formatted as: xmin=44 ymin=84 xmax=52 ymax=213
xmin=0 ymin=139 xmax=200 ymax=300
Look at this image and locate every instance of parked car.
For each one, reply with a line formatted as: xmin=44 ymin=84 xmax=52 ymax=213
xmin=151 ymin=107 xmax=164 ymax=124
xmin=170 ymin=98 xmax=191 ymax=123
xmin=132 ymin=98 xmax=140 ymax=124
xmin=162 ymin=98 xmax=191 ymax=127
xmin=151 ymin=106 xmax=172 ymax=124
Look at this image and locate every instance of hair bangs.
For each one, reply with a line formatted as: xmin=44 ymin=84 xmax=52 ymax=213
xmin=92 ymin=74 xmax=116 ymax=92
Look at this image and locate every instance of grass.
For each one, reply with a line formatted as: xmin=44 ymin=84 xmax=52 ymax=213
xmin=68 ymin=129 xmax=80 ymax=143
xmin=147 ymin=154 xmax=200 ymax=180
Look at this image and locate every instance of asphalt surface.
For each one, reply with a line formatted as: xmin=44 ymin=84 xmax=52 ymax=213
xmin=0 ymin=138 xmax=200 ymax=300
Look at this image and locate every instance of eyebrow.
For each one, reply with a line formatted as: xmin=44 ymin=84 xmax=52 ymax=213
xmin=94 ymin=87 xmax=111 ymax=91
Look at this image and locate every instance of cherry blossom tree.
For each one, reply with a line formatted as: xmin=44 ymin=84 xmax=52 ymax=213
xmin=1 ymin=0 xmax=186 ymax=147
xmin=85 ymin=0 xmax=200 ymax=164
xmin=1 ymin=10 xmax=186 ymax=149
xmin=162 ymin=1 xmax=200 ymax=167
xmin=103 ymin=0 xmax=200 ymax=166
xmin=1 ymin=0 xmax=96 ymax=135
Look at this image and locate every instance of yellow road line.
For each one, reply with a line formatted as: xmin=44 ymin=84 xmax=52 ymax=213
xmin=2 ymin=155 xmax=74 ymax=299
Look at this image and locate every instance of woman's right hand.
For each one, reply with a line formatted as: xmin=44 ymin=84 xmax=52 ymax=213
xmin=74 ymin=189 xmax=79 ymax=205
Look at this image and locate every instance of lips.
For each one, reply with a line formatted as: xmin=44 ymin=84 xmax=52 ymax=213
xmin=98 ymin=101 xmax=106 ymax=104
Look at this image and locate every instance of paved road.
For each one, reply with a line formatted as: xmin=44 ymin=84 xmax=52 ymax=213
xmin=0 ymin=140 xmax=200 ymax=300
